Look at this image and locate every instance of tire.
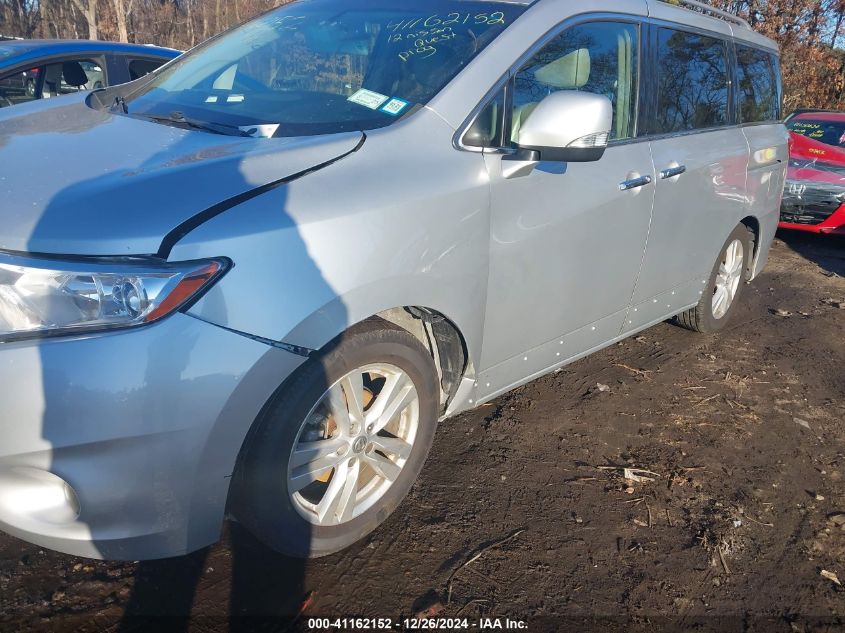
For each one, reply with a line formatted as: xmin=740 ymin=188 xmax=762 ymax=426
xmin=676 ymin=223 xmax=753 ymax=333
xmin=25 ymin=80 xmax=34 ymax=97
xmin=232 ymin=318 xmax=440 ymax=558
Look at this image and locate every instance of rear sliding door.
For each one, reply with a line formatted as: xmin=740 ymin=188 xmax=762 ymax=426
xmin=625 ymin=23 xmax=749 ymax=333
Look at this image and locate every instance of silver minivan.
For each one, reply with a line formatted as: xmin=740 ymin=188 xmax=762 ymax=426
xmin=0 ymin=0 xmax=787 ymax=560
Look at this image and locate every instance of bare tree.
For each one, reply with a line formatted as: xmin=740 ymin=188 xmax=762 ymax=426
xmin=68 ymin=0 xmax=98 ymax=39
xmin=110 ymin=0 xmax=128 ymax=42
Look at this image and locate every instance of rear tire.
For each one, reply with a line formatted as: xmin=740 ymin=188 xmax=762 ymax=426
xmin=232 ymin=318 xmax=440 ymax=558
xmin=676 ymin=223 xmax=752 ymax=333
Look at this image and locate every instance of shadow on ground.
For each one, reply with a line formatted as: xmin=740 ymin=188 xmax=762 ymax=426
xmin=117 ymin=523 xmax=308 ymax=632
xmin=778 ymin=229 xmax=845 ymax=277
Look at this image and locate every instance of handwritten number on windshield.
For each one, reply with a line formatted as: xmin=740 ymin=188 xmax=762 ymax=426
xmin=388 ymin=12 xmax=506 ymax=62
xmin=388 ymin=12 xmax=506 ymax=32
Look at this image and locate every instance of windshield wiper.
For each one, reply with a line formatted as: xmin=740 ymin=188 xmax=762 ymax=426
xmin=136 ymin=111 xmax=256 ymax=137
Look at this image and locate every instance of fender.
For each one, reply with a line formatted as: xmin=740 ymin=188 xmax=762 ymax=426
xmin=167 ymin=109 xmax=492 ymax=383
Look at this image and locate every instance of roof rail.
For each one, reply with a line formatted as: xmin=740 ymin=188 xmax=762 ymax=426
xmin=666 ymin=0 xmax=751 ymax=29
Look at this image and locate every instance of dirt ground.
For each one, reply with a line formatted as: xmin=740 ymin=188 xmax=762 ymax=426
xmin=1 ymin=231 xmax=844 ymax=633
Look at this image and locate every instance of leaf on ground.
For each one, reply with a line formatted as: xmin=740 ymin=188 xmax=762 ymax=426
xmin=623 ymin=468 xmax=659 ymax=484
xmin=793 ymin=417 xmax=812 ymax=431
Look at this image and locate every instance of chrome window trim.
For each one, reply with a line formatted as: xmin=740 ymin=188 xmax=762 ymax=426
xmin=645 ymin=121 xmax=786 ymax=143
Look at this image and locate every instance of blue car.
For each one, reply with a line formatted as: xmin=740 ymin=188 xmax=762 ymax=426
xmin=0 ymin=39 xmax=180 ymax=108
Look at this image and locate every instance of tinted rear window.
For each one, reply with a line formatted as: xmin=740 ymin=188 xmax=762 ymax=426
xmin=736 ymin=45 xmax=780 ymax=123
xmin=653 ymin=28 xmax=729 ymax=134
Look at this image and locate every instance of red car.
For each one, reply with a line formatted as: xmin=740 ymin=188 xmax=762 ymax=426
xmin=780 ymin=111 xmax=845 ymax=234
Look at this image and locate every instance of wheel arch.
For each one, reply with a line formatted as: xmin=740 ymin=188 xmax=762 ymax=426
xmin=740 ymin=215 xmax=761 ymax=280
xmin=279 ymin=273 xmax=484 ymax=407
xmin=284 ymin=300 xmax=477 ymax=414
xmin=374 ymin=306 xmax=473 ymax=410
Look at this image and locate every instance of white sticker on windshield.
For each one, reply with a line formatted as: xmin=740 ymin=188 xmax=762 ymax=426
xmin=227 ymin=94 xmax=245 ymax=103
xmin=347 ymin=88 xmax=389 ymax=110
xmin=205 ymin=95 xmax=219 ymax=103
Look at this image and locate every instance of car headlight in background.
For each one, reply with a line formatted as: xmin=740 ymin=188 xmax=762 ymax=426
xmin=0 ymin=253 xmax=228 ymax=341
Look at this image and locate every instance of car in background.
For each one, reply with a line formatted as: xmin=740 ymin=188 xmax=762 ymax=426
xmin=780 ymin=110 xmax=845 ymax=234
xmin=0 ymin=40 xmax=180 ymax=109
xmin=0 ymin=66 xmax=40 ymax=101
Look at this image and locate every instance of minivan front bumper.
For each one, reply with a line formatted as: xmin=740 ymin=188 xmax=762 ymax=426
xmin=0 ymin=313 xmax=305 ymax=560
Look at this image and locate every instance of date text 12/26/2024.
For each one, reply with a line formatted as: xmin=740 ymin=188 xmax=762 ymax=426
xmin=307 ymin=617 xmax=529 ymax=631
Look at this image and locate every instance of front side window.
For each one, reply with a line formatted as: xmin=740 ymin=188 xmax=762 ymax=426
xmin=736 ymin=45 xmax=780 ymax=123
xmin=511 ymin=21 xmax=639 ymax=143
xmin=123 ymin=0 xmax=526 ymax=137
xmin=654 ymin=28 xmax=729 ymax=134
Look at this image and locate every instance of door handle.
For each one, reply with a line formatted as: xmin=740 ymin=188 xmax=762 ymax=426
xmin=618 ymin=175 xmax=652 ymax=191
xmin=659 ymin=164 xmax=687 ymax=179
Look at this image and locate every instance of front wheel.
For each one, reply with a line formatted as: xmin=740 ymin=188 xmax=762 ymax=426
xmin=676 ymin=223 xmax=752 ymax=333
xmin=232 ymin=318 xmax=440 ymax=558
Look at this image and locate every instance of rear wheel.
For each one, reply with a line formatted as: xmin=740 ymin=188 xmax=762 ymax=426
xmin=232 ymin=318 xmax=439 ymax=558
xmin=676 ymin=224 xmax=752 ymax=333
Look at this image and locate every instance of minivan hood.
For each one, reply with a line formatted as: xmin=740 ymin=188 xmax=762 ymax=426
xmin=0 ymin=96 xmax=364 ymax=256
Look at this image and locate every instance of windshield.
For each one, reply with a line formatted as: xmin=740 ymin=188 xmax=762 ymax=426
xmin=123 ymin=0 xmax=525 ymax=137
xmin=788 ymin=118 xmax=845 ymax=148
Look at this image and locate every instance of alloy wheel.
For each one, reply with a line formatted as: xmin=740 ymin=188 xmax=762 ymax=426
xmin=712 ymin=238 xmax=744 ymax=320
xmin=288 ymin=363 xmax=420 ymax=526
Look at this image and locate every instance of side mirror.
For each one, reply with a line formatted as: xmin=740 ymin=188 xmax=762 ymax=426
xmin=513 ymin=91 xmax=613 ymax=163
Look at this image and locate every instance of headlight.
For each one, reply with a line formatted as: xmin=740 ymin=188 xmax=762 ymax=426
xmin=0 ymin=253 xmax=228 ymax=341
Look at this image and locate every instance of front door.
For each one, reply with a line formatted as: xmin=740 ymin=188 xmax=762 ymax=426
xmin=477 ymin=19 xmax=655 ymax=396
